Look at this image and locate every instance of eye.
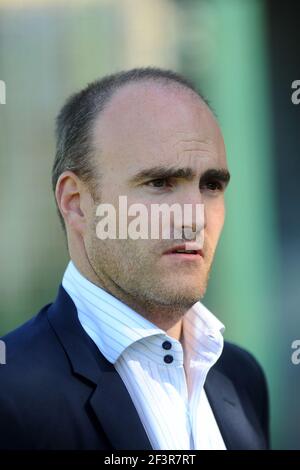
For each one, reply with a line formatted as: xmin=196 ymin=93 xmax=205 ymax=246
xmin=200 ymin=180 xmax=224 ymax=192
xmin=146 ymin=178 xmax=170 ymax=188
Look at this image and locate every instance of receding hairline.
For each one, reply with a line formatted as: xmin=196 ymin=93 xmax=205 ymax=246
xmin=94 ymin=77 xmax=213 ymax=120
xmin=90 ymin=78 xmax=217 ymax=149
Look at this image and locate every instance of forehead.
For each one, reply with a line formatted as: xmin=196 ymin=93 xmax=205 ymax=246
xmin=92 ymin=81 xmax=227 ymax=174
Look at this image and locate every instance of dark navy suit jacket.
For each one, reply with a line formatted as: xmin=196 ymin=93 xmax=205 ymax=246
xmin=0 ymin=286 xmax=270 ymax=449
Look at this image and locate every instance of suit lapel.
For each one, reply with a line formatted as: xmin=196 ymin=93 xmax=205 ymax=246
xmin=205 ymin=367 xmax=265 ymax=450
xmin=47 ymin=286 xmax=152 ymax=450
xmin=90 ymin=371 xmax=152 ymax=450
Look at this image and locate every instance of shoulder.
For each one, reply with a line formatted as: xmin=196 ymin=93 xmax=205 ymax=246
xmin=0 ymin=304 xmax=70 ymax=441
xmin=0 ymin=298 xmax=80 ymax=394
xmin=0 ymin=301 xmax=90 ymax=448
xmin=216 ymin=341 xmax=270 ymax=446
xmin=0 ymin=303 xmax=63 ymax=377
xmin=0 ymin=302 xmax=70 ymax=398
xmin=218 ymin=341 xmax=268 ymax=395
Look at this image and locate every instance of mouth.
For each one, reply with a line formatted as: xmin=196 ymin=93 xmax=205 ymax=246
xmin=162 ymin=243 xmax=204 ymax=259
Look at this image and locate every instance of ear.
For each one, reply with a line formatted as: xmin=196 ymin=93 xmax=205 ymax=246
xmin=55 ymin=171 xmax=89 ymax=235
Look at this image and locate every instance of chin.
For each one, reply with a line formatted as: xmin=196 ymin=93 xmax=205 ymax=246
xmin=153 ymin=282 xmax=207 ymax=307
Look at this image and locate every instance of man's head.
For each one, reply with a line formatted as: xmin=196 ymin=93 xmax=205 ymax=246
xmin=54 ymin=68 xmax=230 ymax=329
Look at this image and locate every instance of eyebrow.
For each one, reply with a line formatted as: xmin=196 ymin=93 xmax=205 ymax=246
xmin=129 ymin=165 xmax=231 ymax=186
xmin=199 ymin=168 xmax=231 ymax=186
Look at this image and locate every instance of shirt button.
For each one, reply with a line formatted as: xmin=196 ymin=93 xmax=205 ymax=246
xmin=164 ymin=354 xmax=174 ymax=364
xmin=162 ymin=340 xmax=172 ymax=350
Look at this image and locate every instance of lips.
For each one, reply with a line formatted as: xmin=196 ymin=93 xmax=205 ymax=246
xmin=163 ymin=243 xmax=204 ymax=257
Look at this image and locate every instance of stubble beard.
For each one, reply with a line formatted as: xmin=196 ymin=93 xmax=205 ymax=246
xmin=85 ymin=232 xmax=215 ymax=328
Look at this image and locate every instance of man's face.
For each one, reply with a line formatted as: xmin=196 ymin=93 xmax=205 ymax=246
xmin=84 ymin=82 xmax=229 ymax=314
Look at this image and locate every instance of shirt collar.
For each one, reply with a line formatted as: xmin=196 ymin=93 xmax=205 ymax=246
xmin=62 ymin=261 xmax=225 ymax=368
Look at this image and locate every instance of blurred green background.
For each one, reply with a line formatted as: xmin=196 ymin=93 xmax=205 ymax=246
xmin=0 ymin=0 xmax=299 ymax=449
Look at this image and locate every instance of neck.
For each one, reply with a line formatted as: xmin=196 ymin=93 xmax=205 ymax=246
xmin=166 ymin=319 xmax=183 ymax=341
xmin=70 ymin=255 xmax=185 ymax=342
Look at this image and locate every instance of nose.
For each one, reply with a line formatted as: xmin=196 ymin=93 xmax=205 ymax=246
xmin=173 ymin=187 xmax=206 ymax=241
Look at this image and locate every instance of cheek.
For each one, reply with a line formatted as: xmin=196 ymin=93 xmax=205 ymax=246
xmin=205 ymin=200 xmax=225 ymax=241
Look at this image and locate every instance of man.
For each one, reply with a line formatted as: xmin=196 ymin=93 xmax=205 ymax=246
xmin=0 ymin=68 xmax=269 ymax=450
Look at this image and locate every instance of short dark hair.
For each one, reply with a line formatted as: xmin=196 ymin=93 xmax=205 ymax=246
xmin=52 ymin=67 xmax=211 ymax=230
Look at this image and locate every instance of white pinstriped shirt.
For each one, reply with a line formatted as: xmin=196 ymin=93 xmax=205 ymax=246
xmin=62 ymin=261 xmax=226 ymax=450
